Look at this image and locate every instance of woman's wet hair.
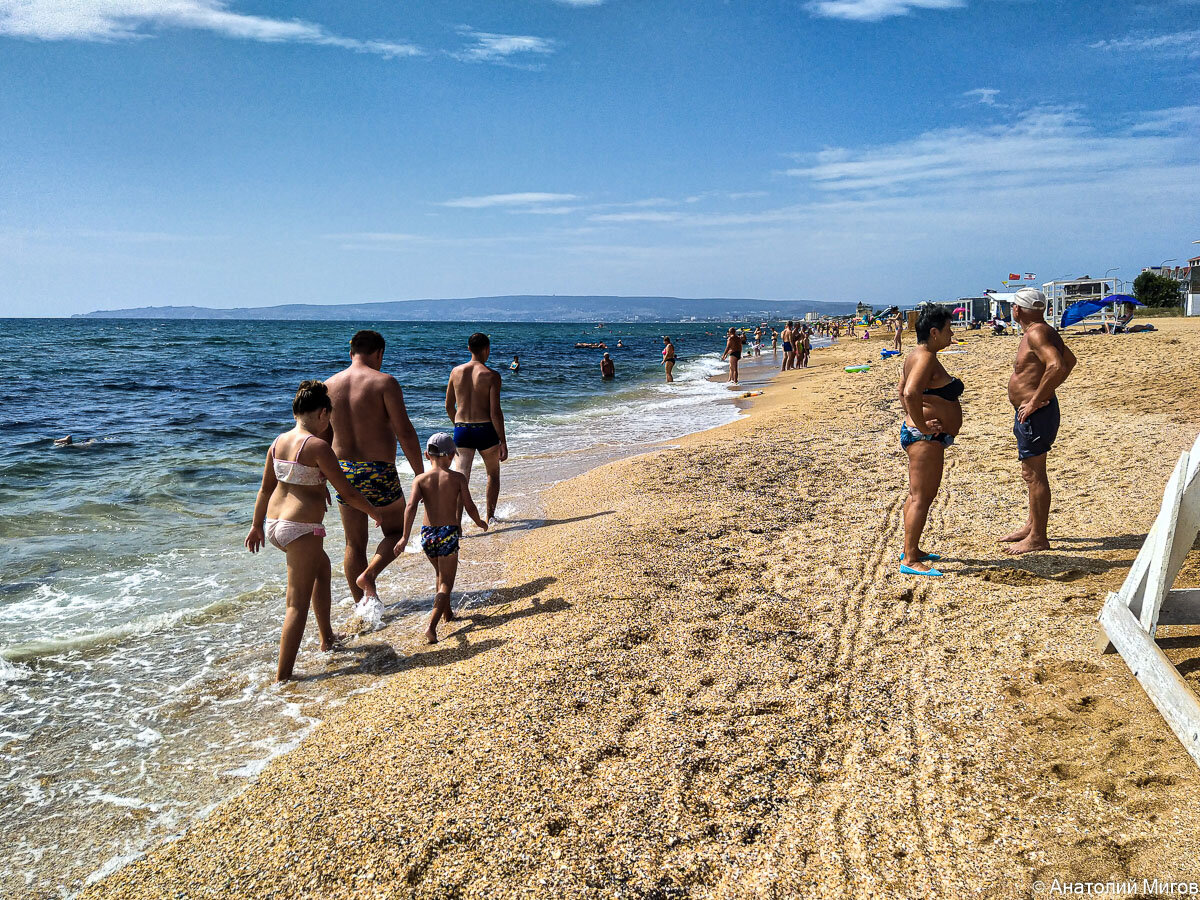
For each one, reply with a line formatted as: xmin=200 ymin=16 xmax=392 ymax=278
xmin=916 ymin=306 xmax=953 ymax=344
xmin=293 ymin=379 xmax=332 ymax=416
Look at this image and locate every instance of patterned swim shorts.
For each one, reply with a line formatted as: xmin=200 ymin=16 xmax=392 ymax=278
xmin=420 ymin=525 xmax=461 ymax=559
xmin=335 ymin=460 xmax=404 ymax=507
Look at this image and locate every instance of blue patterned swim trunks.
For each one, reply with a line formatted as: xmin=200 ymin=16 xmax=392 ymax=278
xmin=420 ymin=525 xmax=461 ymax=559
xmin=335 ymin=460 xmax=404 ymax=507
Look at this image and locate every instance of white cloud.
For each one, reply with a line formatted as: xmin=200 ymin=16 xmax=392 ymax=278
xmin=0 ymin=0 xmax=421 ymax=56
xmin=806 ymin=0 xmax=964 ymax=22
xmin=1090 ymin=29 xmax=1200 ymax=59
xmin=963 ymin=87 xmax=1000 ymax=105
xmin=453 ymin=28 xmax=554 ymax=64
xmin=588 ymin=211 xmax=684 ymax=223
xmin=784 ymin=106 xmax=1200 ymax=196
xmin=441 ymin=192 xmax=579 ymax=209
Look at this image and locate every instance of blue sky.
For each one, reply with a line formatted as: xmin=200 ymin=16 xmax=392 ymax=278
xmin=1 ymin=0 xmax=1197 ymax=316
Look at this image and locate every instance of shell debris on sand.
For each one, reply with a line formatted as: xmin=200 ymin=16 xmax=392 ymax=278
xmin=84 ymin=320 xmax=1200 ymax=899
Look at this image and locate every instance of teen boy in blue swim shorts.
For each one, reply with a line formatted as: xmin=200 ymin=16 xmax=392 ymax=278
xmin=395 ymin=433 xmax=488 ymax=644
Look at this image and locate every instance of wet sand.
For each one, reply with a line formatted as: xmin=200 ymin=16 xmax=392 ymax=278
xmin=84 ymin=319 xmax=1200 ymax=899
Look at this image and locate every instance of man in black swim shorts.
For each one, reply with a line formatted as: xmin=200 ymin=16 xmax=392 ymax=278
xmin=446 ymin=332 xmax=508 ymax=522
xmin=1000 ymin=288 xmax=1076 ymax=556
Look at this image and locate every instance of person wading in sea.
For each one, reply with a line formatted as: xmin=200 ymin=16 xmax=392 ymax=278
xmin=661 ymin=336 xmax=676 ymax=383
xmin=325 ymin=330 xmax=425 ymax=612
xmin=446 ymin=332 xmax=508 ymax=523
xmin=721 ymin=327 xmax=744 ymax=384
xmin=999 ymin=288 xmax=1076 ymax=555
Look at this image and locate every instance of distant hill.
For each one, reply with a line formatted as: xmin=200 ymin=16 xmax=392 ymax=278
xmin=76 ymin=295 xmax=858 ymax=322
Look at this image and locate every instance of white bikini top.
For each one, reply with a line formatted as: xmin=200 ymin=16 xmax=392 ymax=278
xmin=271 ymin=435 xmax=326 ymax=486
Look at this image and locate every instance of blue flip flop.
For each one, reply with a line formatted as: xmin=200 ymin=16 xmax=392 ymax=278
xmin=899 ymin=552 xmax=941 ymax=562
xmin=900 ymin=564 xmax=943 ymax=577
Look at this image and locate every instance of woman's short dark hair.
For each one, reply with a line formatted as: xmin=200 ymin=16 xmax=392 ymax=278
xmin=915 ymin=306 xmax=953 ymax=343
xmin=349 ymin=330 xmax=385 ymax=356
xmin=293 ymin=379 xmax=332 ymax=415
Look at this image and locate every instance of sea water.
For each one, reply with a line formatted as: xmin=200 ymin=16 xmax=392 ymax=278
xmin=0 ymin=318 xmax=788 ymax=897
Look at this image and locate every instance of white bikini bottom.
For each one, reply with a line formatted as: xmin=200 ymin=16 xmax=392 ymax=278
xmin=265 ymin=518 xmax=326 ymax=551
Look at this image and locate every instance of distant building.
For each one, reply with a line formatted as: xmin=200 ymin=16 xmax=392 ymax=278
xmin=1042 ymin=276 xmax=1118 ymax=327
xmin=1189 ymin=257 xmax=1200 ymax=316
xmin=855 ymin=302 xmax=873 ymax=319
xmin=1141 ymin=262 xmax=1194 ymax=311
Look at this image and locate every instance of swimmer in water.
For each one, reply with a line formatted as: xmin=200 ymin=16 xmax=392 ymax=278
xmin=600 ymin=352 xmax=615 ymax=380
xmin=510 ymin=354 xmax=520 ymax=373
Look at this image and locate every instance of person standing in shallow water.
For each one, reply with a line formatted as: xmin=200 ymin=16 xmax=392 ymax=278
xmin=898 ymin=306 xmax=963 ymax=577
xmin=661 ymin=336 xmax=676 ymax=383
xmin=245 ymin=381 xmax=384 ymax=680
xmin=721 ymin=327 xmax=743 ymax=384
xmin=999 ymin=288 xmax=1076 ymax=555
xmin=325 ymin=330 xmax=425 ymax=612
xmin=446 ymin=332 xmax=508 ymax=523
xmin=600 ymin=353 xmax=615 ymax=380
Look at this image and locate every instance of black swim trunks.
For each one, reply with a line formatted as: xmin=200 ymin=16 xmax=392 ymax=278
xmin=453 ymin=422 xmax=500 ymax=451
xmin=1013 ymin=396 xmax=1060 ymax=460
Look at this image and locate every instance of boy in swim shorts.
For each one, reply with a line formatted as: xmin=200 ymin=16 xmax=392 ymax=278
xmin=394 ymin=433 xmax=488 ymax=643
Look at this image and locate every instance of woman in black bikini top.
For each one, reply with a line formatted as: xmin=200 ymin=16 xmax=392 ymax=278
xmin=897 ymin=306 xmax=963 ymax=578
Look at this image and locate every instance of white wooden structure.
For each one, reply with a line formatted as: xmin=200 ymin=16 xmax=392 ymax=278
xmin=1098 ymin=432 xmax=1200 ymax=766
xmin=1042 ymin=277 xmax=1118 ymax=328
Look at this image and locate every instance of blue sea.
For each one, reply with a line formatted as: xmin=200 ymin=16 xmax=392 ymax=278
xmin=0 ymin=317 xmax=789 ymax=897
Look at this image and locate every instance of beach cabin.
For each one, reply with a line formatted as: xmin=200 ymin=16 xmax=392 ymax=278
xmin=924 ymin=297 xmax=989 ymax=327
xmin=987 ymin=292 xmax=1016 ymax=322
xmin=1042 ymin=276 xmax=1118 ymax=328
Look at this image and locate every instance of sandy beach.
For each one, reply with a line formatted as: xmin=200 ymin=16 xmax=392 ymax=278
xmin=84 ymin=319 xmax=1200 ymax=899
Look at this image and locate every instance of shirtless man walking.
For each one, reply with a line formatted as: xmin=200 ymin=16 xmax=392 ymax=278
xmin=1000 ymin=288 xmax=1076 ymax=555
xmin=446 ymin=332 xmax=508 ymax=522
xmin=325 ymin=330 xmax=425 ymax=607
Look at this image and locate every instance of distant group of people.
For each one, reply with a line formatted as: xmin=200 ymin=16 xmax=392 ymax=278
xmin=779 ymin=321 xmax=812 ymax=371
xmin=899 ymin=288 xmax=1076 ymax=576
xmin=246 ymin=330 xmax=507 ymax=679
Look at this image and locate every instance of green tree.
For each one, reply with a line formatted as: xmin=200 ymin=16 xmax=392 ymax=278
xmin=1133 ymin=270 xmax=1183 ymax=308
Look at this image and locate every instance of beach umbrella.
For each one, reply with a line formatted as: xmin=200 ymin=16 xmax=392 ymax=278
xmin=1059 ymin=294 xmax=1143 ymax=329
xmin=952 ymin=306 xmax=966 ymax=313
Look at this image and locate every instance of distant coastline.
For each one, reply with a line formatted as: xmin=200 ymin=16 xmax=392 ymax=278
xmin=72 ymin=294 xmax=857 ymax=323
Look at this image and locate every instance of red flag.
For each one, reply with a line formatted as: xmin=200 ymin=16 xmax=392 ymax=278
xmin=1008 ymin=273 xmax=1021 ymax=280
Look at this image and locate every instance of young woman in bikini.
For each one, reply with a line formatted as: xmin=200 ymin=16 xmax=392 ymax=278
xmin=245 ymin=380 xmax=385 ymax=680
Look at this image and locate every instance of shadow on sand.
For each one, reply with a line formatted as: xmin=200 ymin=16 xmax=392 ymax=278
xmin=486 ymin=511 xmax=613 ymax=536
xmin=297 ymin=576 xmax=564 ymax=682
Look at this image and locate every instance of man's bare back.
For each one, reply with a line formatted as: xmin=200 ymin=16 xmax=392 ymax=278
xmin=447 ymin=361 xmax=502 ymax=426
xmin=326 ymin=364 xmax=411 ymax=462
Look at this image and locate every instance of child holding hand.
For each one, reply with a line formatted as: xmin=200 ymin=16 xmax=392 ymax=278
xmin=395 ymin=433 xmax=487 ymax=643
